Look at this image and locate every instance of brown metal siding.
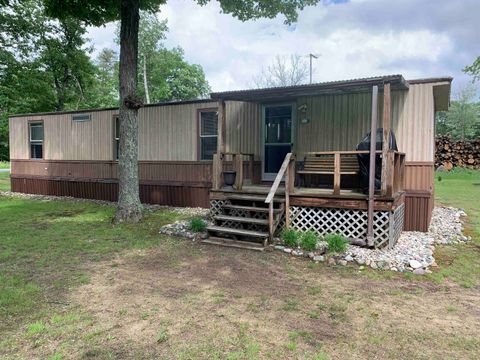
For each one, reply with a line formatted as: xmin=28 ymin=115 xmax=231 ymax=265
xmin=404 ymin=162 xmax=435 ymax=192
xmin=225 ymin=101 xmax=261 ymax=159
xmin=11 ymin=177 xmax=210 ymax=207
xmin=403 ymin=192 xmax=434 ymax=231
xmin=9 ymin=159 xmax=262 ymax=208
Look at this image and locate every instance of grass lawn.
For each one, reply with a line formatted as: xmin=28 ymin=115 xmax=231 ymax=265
xmin=0 ymin=170 xmax=479 ymax=359
xmin=0 ymin=161 xmax=10 ymax=169
xmin=430 ymin=168 xmax=480 ymax=288
xmin=0 ymin=172 xmax=10 ymax=192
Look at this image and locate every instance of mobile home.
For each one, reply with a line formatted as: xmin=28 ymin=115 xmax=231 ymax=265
xmin=9 ymin=75 xmax=451 ymax=248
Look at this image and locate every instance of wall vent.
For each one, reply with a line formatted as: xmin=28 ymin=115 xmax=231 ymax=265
xmin=72 ymin=114 xmax=91 ymax=122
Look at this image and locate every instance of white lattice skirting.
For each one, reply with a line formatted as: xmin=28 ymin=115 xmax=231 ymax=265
xmin=290 ymin=204 xmax=405 ymax=248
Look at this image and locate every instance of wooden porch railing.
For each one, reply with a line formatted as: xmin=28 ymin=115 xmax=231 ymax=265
xmin=301 ymin=150 xmax=405 ymax=197
xmin=212 ymin=152 xmax=255 ymax=191
xmin=265 ymin=152 xmax=295 ymax=241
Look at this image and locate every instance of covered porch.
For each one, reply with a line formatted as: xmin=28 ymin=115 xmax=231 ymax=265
xmin=206 ymin=76 xmax=408 ymax=249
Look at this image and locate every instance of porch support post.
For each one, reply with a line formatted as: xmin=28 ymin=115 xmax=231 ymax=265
xmin=217 ymin=99 xmax=226 ymax=154
xmin=367 ymin=85 xmax=379 ymax=247
xmin=381 ymin=82 xmax=391 ymax=196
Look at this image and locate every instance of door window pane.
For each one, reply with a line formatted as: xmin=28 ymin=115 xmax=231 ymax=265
xmin=264 ymin=144 xmax=291 ymax=173
xmin=265 ymin=105 xmax=292 ymax=144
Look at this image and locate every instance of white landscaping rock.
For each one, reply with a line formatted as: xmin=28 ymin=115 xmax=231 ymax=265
xmin=429 ymin=206 xmax=469 ymax=244
xmin=159 ymin=219 xmax=211 ymax=239
xmin=409 ymin=260 xmax=422 ymax=269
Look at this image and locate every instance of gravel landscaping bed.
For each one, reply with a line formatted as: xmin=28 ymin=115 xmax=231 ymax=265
xmin=274 ymin=206 xmax=469 ymax=274
xmin=159 ymin=205 xmax=469 ymax=274
xmin=159 ymin=219 xmax=211 ymax=239
xmin=0 ymin=190 xmax=210 ymax=216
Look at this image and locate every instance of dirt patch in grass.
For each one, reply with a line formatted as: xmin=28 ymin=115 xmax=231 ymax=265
xmin=37 ymin=243 xmax=476 ymax=359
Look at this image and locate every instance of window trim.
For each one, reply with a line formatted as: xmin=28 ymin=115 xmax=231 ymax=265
xmin=29 ymin=120 xmax=44 ymax=160
xmin=197 ymin=108 xmax=219 ymax=161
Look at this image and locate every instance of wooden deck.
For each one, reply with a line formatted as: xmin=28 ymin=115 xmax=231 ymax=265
xmin=210 ymin=185 xmax=405 ymax=212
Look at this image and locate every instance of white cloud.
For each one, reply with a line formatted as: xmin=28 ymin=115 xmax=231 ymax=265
xmin=86 ymin=0 xmax=478 ymax=93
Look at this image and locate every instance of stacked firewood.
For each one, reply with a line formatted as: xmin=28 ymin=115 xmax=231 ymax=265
xmin=435 ymin=135 xmax=480 ymax=170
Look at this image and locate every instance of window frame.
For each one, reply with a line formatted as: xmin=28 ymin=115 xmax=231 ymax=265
xmin=197 ymin=108 xmax=219 ymax=161
xmin=29 ymin=121 xmax=44 ymax=160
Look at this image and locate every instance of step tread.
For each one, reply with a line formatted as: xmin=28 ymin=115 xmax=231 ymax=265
xmin=223 ymin=204 xmax=282 ymax=213
xmin=214 ymin=215 xmax=268 ymax=225
xmin=226 ymin=194 xmax=285 ymax=202
xmin=206 ymin=225 xmax=268 ymax=238
xmin=201 ymin=237 xmax=265 ymax=251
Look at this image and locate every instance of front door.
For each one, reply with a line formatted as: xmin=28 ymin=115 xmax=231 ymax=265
xmin=262 ymin=104 xmax=294 ymax=181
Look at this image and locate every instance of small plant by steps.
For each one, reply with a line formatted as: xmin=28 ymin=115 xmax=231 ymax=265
xmin=325 ymin=233 xmax=348 ymax=253
xmin=282 ymin=228 xmax=299 ymax=247
xmin=300 ymin=231 xmax=318 ymax=251
xmin=188 ymin=217 xmax=206 ymax=232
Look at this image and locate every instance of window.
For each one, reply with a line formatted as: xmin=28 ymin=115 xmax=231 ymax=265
xmin=72 ymin=114 xmax=91 ymax=122
xmin=199 ymin=110 xmax=218 ymax=160
xmin=114 ymin=116 xmax=120 ymax=160
xmin=29 ymin=122 xmax=43 ymax=159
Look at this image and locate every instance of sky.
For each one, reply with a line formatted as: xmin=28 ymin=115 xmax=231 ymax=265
xmin=87 ymin=0 xmax=480 ymax=97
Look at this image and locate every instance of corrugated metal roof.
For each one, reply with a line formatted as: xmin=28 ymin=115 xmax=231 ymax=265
xmin=10 ymin=98 xmax=214 ymax=118
xmin=210 ymin=74 xmax=410 ymax=101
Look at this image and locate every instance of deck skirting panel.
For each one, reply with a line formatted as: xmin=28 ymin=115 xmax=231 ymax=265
xmin=289 ymin=204 xmax=404 ymax=248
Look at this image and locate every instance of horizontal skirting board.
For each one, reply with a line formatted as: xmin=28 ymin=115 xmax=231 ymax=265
xmin=11 ymin=176 xmax=210 ymax=208
xmin=10 ymin=159 xmax=262 ymax=184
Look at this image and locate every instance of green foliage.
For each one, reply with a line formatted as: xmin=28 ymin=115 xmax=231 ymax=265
xmin=0 ymin=0 xmax=99 ymax=158
xmin=281 ymin=228 xmax=299 ymax=247
xmin=464 ymin=56 xmax=480 ymax=82
xmin=115 ymin=13 xmax=210 ymax=103
xmin=325 ymin=233 xmax=348 ymax=253
xmin=300 ymin=231 xmax=318 ymax=251
xmin=189 ymin=217 xmax=206 ymax=232
xmin=89 ymin=48 xmax=119 ymax=108
xmin=436 ymin=83 xmax=480 ymax=140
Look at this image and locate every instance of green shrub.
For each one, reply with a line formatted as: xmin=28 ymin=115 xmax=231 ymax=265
xmin=325 ymin=233 xmax=348 ymax=253
xmin=281 ymin=228 xmax=299 ymax=247
xmin=300 ymin=231 xmax=318 ymax=251
xmin=188 ymin=217 xmax=206 ymax=232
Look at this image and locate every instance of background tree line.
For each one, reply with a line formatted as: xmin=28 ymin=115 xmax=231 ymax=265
xmin=0 ymin=0 xmax=211 ymax=160
xmin=436 ymin=82 xmax=480 ymax=141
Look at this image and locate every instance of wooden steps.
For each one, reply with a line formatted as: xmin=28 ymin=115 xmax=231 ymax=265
xmin=298 ymin=170 xmax=358 ymax=175
xmin=226 ymin=194 xmax=285 ymax=203
xmin=223 ymin=204 xmax=282 ymax=213
xmin=201 ymin=237 xmax=265 ymax=251
xmin=206 ymin=225 xmax=268 ymax=238
xmin=204 ymin=193 xmax=285 ymax=251
xmin=214 ymin=215 xmax=269 ymax=225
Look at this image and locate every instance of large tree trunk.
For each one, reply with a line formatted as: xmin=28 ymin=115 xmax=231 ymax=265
xmin=115 ymin=0 xmax=143 ymax=223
